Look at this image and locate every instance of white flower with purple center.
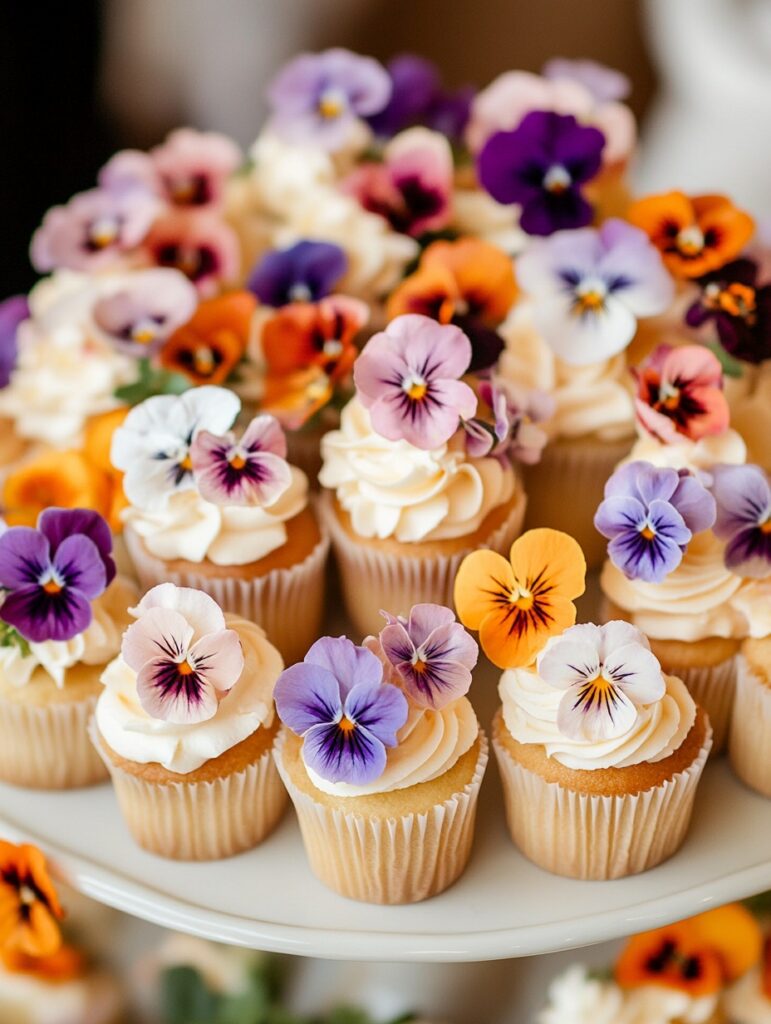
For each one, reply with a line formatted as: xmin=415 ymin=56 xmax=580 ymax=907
xmin=711 ymin=463 xmax=771 ymax=579
xmin=190 ymin=414 xmax=292 ymax=508
xmin=537 ymin=621 xmax=665 ymax=742
xmin=122 ymin=583 xmax=244 ymax=724
xmin=92 ymin=268 xmax=198 ymax=357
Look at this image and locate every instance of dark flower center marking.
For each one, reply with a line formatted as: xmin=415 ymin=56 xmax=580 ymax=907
xmin=156 ymin=244 xmax=217 ymax=282
xmin=167 ymin=173 xmax=211 ymax=206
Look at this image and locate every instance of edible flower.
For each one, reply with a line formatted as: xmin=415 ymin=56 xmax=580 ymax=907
xmin=190 ymin=413 xmax=292 ymax=507
xmin=92 ymin=268 xmax=198 ymax=358
xmin=159 ymin=291 xmax=255 ymax=385
xmin=260 ymin=294 xmax=366 ymax=381
xmin=463 ymin=375 xmax=553 ymax=465
xmin=0 ymin=842 xmax=63 ymax=958
xmin=542 ymin=58 xmax=631 ymax=103
xmin=275 ymin=635 xmax=408 ymax=785
xmin=0 ymin=296 xmax=28 ymax=389
xmin=1 ymin=945 xmax=85 ymax=983
xmin=633 ymin=344 xmax=729 ymax=443
xmin=367 ymin=54 xmax=473 ymax=142
xmin=2 ymin=450 xmax=113 ymax=529
xmin=247 ymin=240 xmax=347 ymax=307
xmin=260 ymin=366 xmax=335 ymax=432
xmin=710 ymin=463 xmax=771 ymax=578
xmin=616 ymin=922 xmax=723 ymax=997
xmin=144 ymin=211 xmax=240 ymax=296
xmin=685 ymin=258 xmax=771 ymax=365
xmin=454 ymin=528 xmax=586 ymax=669
xmin=516 ymin=219 xmax=674 ymax=365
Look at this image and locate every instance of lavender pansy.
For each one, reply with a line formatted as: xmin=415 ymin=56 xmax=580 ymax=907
xmin=710 ymin=463 xmax=771 ymax=578
xmin=537 ymin=621 xmax=665 ymax=742
xmin=464 ymin=376 xmax=554 ymax=465
xmin=595 ymin=461 xmax=716 ymax=583
xmin=0 ymin=296 xmax=28 ymax=388
xmin=247 ymin=240 xmax=347 ymax=307
xmin=92 ymin=268 xmax=198 ymax=357
xmin=685 ymin=259 xmax=771 ymax=365
xmin=353 ymin=314 xmax=477 ymax=450
xmin=274 ymin=635 xmax=408 ymax=786
xmin=542 ymin=58 xmax=631 ymax=103
xmin=190 ymin=413 xmax=292 ymax=507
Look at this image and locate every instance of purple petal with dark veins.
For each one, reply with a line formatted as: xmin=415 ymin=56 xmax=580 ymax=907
xmin=274 ymin=662 xmax=343 ymax=735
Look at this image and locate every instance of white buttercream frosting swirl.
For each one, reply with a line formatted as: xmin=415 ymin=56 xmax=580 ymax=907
xmin=724 ymin=966 xmax=771 ymax=1024
xmin=625 ymin=427 xmax=747 ymax=473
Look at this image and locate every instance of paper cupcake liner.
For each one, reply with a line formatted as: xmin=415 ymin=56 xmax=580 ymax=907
xmin=123 ymin=524 xmax=329 ymax=667
xmin=318 ymin=490 xmax=526 ymax=638
xmin=92 ymin=725 xmax=288 ymax=860
xmin=274 ymin=727 xmax=489 ymax=904
xmin=661 ymin=656 xmax=737 ymax=755
xmin=0 ymin=692 xmax=108 ymax=789
xmin=493 ymin=721 xmax=712 ymax=880
xmin=729 ymin=656 xmax=771 ymax=798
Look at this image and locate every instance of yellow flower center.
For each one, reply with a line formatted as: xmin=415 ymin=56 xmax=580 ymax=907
xmin=42 ymin=579 xmax=63 ymax=595
xmin=717 ymin=283 xmax=757 ymax=319
xmin=404 ymin=375 xmax=428 ymax=401
xmin=229 ymin=453 xmax=247 ymax=470
xmin=641 ymin=524 xmax=656 ymax=541
xmin=180 ymin=454 xmax=193 ymax=472
xmin=177 ymin=659 xmax=195 ymax=676
xmin=172 ymin=178 xmax=197 ymax=203
xmin=676 ymin=225 xmax=705 ymax=256
xmin=318 ymin=90 xmax=345 ymax=119
xmin=338 ymin=716 xmax=356 ymax=733
xmin=543 ymin=164 xmax=571 ymax=194
xmin=132 ymin=321 xmax=158 ymax=345
xmin=412 ymin=658 xmax=427 ymax=674
xmin=510 ymin=583 xmax=534 ymax=610
xmin=761 ymin=518 xmax=771 ymax=535
xmin=89 ymin=217 xmax=119 ymax=249
xmin=193 ymin=346 xmax=215 ymax=375
xmin=575 ymin=290 xmax=604 ymax=312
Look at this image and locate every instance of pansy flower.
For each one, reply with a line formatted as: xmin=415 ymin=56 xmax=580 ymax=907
xmin=0 ymin=296 xmax=28 ymax=389
xmin=537 ymin=621 xmax=665 ymax=742
xmin=710 ymin=463 xmax=771 ymax=578
xmin=2 ymin=450 xmax=113 ymax=528
xmin=353 ymin=314 xmax=477 ymax=450
xmin=685 ymin=258 xmax=771 ymax=364
xmin=1 ymin=944 xmax=86 ymax=983
xmin=0 ymin=842 xmax=63 ymax=957
xmin=0 ymin=508 xmax=114 ymax=643
xmin=376 ymin=603 xmax=478 ymax=709
xmin=267 ymin=48 xmax=392 ymax=151
xmin=515 ymin=219 xmax=674 ymax=365
xmin=160 ymin=291 xmax=256 ymax=385
xmin=260 ymin=366 xmax=334 ymax=432
xmin=92 ymin=268 xmax=198 ymax=357
xmin=454 ymin=528 xmax=586 ymax=669
xmin=366 ymin=54 xmax=474 ymax=142
xmin=633 ymin=344 xmax=729 ymax=443
xmin=627 ymin=192 xmax=755 ymax=279
xmin=464 ymin=376 xmax=554 ymax=465
xmin=477 ymin=111 xmax=605 ymax=236
xmin=123 ymin=583 xmax=244 ymax=723
xmin=595 ymin=462 xmax=716 ymax=584
xmin=615 ymin=922 xmax=723 ymax=997
xmin=144 ymin=211 xmax=240 ymax=297
xmin=275 ymin=635 xmax=408 ymax=785
xmin=247 ymin=240 xmax=347 ymax=307
xmin=190 ymin=413 xmax=292 ymax=507
xmin=542 ymin=58 xmax=631 ymax=103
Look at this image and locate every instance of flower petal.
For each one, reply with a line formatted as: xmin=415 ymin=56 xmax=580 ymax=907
xmin=0 ymin=585 xmax=93 ymax=644
xmin=38 ymin=508 xmax=115 ymax=586
xmin=603 ymin=641 xmax=666 ymax=705
xmin=0 ymin=528 xmax=50 ymax=589
xmin=303 ymin=635 xmax=383 ymax=697
xmin=302 ymin=720 xmax=387 ymax=785
xmin=136 ymin=657 xmax=219 ymax=723
xmin=537 ymin=635 xmax=602 ymax=691
xmin=133 ymin=584 xmax=226 ymax=639
xmin=557 ymin=678 xmax=638 ymax=741
xmin=711 ymin=464 xmax=771 ymax=539
xmin=274 ymin=662 xmax=343 ymax=736
xmin=188 ymin=628 xmax=244 ymax=693
xmin=509 ymin=528 xmax=587 ymax=602
xmin=51 ymin=535 xmax=107 ymax=600
xmin=122 ymin=606 xmax=194 ymax=673
xmin=454 ymin=549 xmax=515 ymax=631
xmin=344 ymin=680 xmax=408 ymax=746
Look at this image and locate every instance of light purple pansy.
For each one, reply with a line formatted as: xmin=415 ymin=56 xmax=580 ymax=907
xmin=353 ymin=314 xmax=477 ymax=450
xmin=274 ymin=635 xmax=408 ymax=786
xmin=710 ymin=463 xmax=771 ymax=579
xmin=464 ymin=376 xmax=554 ymax=465
xmin=0 ymin=296 xmax=29 ymax=388
xmin=594 ymin=461 xmax=716 ymax=583
xmin=542 ymin=58 xmax=631 ymax=104
xmin=92 ymin=268 xmax=198 ymax=357
xmin=190 ymin=413 xmax=292 ymax=507
xmin=537 ymin=621 xmax=665 ymax=742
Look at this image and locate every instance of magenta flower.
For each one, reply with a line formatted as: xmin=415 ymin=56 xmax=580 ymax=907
xmin=710 ymin=464 xmax=771 ymax=578
xmin=464 ymin=376 xmax=554 ymax=465
xmin=274 ymin=636 xmax=408 ymax=786
xmin=122 ymin=583 xmax=244 ymax=724
xmin=190 ymin=413 xmax=292 ymax=507
xmin=0 ymin=296 xmax=28 ymax=388
xmin=247 ymin=240 xmax=347 ymax=307
xmin=92 ymin=268 xmax=198 ymax=357
xmin=633 ymin=344 xmax=730 ymax=443
xmin=144 ymin=211 xmax=240 ymax=296
xmin=377 ymin=604 xmax=478 ymax=710
xmin=0 ymin=508 xmax=114 ymax=643
xmin=353 ymin=314 xmax=477 ymax=450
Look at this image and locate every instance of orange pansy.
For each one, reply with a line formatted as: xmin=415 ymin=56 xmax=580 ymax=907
xmin=261 ymin=295 xmax=367 ymax=381
xmin=763 ymin=936 xmax=771 ymax=1000
xmin=627 ymin=191 xmax=754 ymax=279
xmin=261 ymin=366 xmax=333 ymax=432
xmin=687 ymin=904 xmax=763 ymax=982
xmin=3 ymin=450 xmax=112 ymax=527
xmin=83 ymin=408 xmax=131 ymax=532
xmin=454 ymin=528 xmax=586 ymax=668
xmin=160 ymin=290 xmax=256 ymax=384
xmin=1 ymin=944 xmax=85 ymax=983
xmin=616 ymin=921 xmax=723 ymax=997
xmin=0 ymin=843 xmax=63 ymax=959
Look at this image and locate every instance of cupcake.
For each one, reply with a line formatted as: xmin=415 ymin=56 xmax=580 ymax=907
xmin=93 ymin=582 xmax=287 ymax=860
xmin=730 ymin=638 xmax=771 ymax=798
xmin=112 ymin=385 xmax=328 ymax=666
xmin=0 ymin=508 xmax=135 ymax=789
xmin=272 ymin=604 xmax=488 ymax=904
xmin=319 ymin=314 xmax=527 ymax=636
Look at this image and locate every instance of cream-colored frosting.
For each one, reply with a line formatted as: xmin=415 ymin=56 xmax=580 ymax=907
xmin=319 ymin=398 xmax=516 ymax=542
xmin=96 ymin=616 xmax=281 ymax=773
xmin=122 ymin=466 xmax=308 ymax=565
xmin=500 ymin=667 xmax=695 ymax=770
xmin=724 ymin=966 xmax=771 ymax=1024
xmin=728 ymin=363 xmax=771 ymax=471
xmin=498 ymin=303 xmax=635 ymax=441
xmin=307 ymin=695 xmax=478 ymax=797
xmin=451 ymin=188 xmax=527 ymax=256
xmin=625 ymin=427 xmax=747 ymax=473
xmin=0 ymin=966 xmax=123 ymax=1024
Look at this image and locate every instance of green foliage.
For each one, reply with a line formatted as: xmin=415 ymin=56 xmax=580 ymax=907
xmin=114 ymin=358 xmax=191 ymax=406
xmin=0 ymin=620 xmax=30 ymax=658
xmin=705 ymin=340 xmax=744 ymax=379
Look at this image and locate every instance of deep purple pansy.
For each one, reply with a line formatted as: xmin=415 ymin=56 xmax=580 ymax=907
xmin=247 ymin=240 xmax=348 ymax=307
xmin=190 ymin=413 xmax=292 ymax=507
xmin=685 ymin=259 xmax=771 ymax=365
xmin=0 ymin=296 xmax=29 ymax=388
xmin=710 ymin=463 xmax=771 ymax=578
xmin=367 ymin=53 xmax=473 ymax=143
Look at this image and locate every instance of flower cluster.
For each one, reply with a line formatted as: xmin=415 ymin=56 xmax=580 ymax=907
xmin=633 ymin=344 xmax=729 ymax=443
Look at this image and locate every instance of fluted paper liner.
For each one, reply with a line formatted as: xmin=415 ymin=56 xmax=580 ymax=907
xmin=274 ymin=727 xmax=489 ymax=904
xmin=123 ymin=523 xmax=329 ymax=667
xmin=729 ymin=657 xmax=771 ymax=798
xmin=668 ymin=656 xmax=737 ymax=755
xmin=92 ymin=725 xmax=288 ymax=860
xmin=0 ymin=692 xmax=107 ymax=789
xmin=493 ymin=722 xmax=712 ymax=880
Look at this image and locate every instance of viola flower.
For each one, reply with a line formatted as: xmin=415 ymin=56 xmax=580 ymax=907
xmin=464 ymin=376 xmax=554 ymax=465
xmin=260 ymin=366 xmax=334 ymax=432
xmin=1 ymin=944 xmax=86 ymax=983
xmin=516 ymin=218 xmax=674 ymax=365
xmin=542 ymin=58 xmax=630 ymax=103
xmin=627 ymin=191 xmax=755 ymax=279
xmin=0 ymin=296 xmax=28 ymax=388
xmin=260 ymin=294 xmax=367 ymax=380
xmin=30 ymin=187 xmax=159 ymax=273
xmin=267 ymin=48 xmax=392 ymax=151
xmin=82 ymin=408 xmax=131 ymax=533
xmin=0 ymin=507 xmax=114 ymax=643
xmin=275 ymin=635 xmax=408 ymax=785
xmin=190 ymin=413 xmax=292 ymax=507
xmin=353 ymin=314 xmax=477 ymax=450
xmin=0 ymin=842 xmax=63 ymax=957
xmin=366 ymin=54 xmax=474 ymax=142
xmin=454 ymin=528 xmax=586 ymax=669
xmin=377 ymin=603 xmax=478 ymax=709
xmin=595 ymin=462 xmax=717 ymax=584
xmin=248 ymin=240 xmax=348 ymax=307
xmin=616 ymin=922 xmax=723 ymax=997
xmin=537 ymin=621 xmax=665 ymax=742
xmin=633 ymin=344 xmax=729 ymax=443
xmin=144 ymin=211 xmax=240 ymax=297
xmin=123 ymin=583 xmax=244 ymax=723
xmin=477 ymin=111 xmax=605 ymax=236
xmin=92 ymin=268 xmax=198 ymax=357
xmin=710 ymin=463 xmax=771 ymax=578
xmin=160 ymin=291 xmax=256 ymax=385
xmin=2 ymin=450 xmax=113 ymax=528
xmin=685 ymin=258 xmax=771 ymax=364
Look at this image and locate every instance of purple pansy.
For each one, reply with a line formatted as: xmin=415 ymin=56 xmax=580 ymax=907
xmin=247 ymin=240 xmax=347 ymax=307
xmin=542 ymin=58 xmax=631 ymax=103
xmin=190 ymin=413 xmax=292 ymax=507
xmin=0 ymin=296 xmax=29 ymax=388
xmin=377 ymin=603 xmax=478 ymax=710
xmin=477 ymin=111 xmax=605 ymax=236
xmin=0 ymin=508 xmax=114 ymax=643
xmin=92 ymin=269 xmax=198 ymax=357
xmin=685 ymin=259 xmax=771 ymax=365
xmin=464 ymin=376 xmax=554 ymax=465
xmin=267 ymin=48 xmax=392 ymax=151
xmin=353 ymin=314 xmax=477 ymax=450
xmin=367 ymin=54 xmax=473 ymax=142
xmin=275 ymin=635 xmax=408 ymax=786
xmin=710 ymin=463 xmax=771 ymax=578
xmin=594 ymin=461 xmax=716 ymax=583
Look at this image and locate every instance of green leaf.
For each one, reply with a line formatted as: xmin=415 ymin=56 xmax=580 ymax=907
xmin=114 ymin=358 xmax=192 ymax=405
xmin=160 ymin=965 xmax=221 ymax=1024
xmin=0 ymin=621 xmax=30 ymax=658
xmin=705 ymin=340 xmax=744 ymax=379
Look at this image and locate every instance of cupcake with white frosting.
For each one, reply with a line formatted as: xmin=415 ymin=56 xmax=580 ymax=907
xmin=272 ymin=604 xmax=488 ymax=904
xmin=93 ymin=582 xmax=286 ymax=859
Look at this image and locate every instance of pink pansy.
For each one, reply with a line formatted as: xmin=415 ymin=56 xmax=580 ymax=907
xmin=353 ymin=314 xmax=477 ymax=450
xmin=30 ymin=187 xmax=159 ymax=273
xmin=143 ymin=210 xmax=240 ymax=297
xmin=122 ymin=583 xmax=244 ymax=724
xmin=190 ymin=413 xmax=292 ymax=507
xmin=537 ymin=620 xmax=665 ymax=742
xmin=92 ymin=268 xmax=198 ymax=356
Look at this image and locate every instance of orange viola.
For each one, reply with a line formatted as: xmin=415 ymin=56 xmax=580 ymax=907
xmin=3 ymin=450 xmax=112 ymax=528
xmin=627 ymin=191 xmax=754 ymax=279
xmin=83 ymin=408 xmax=131 ymax=532
xmin=1 ymin=944 xmax=85 ymax=982
xmin=454 ymin=528 xmax=586 ymax=669
xmin=0 ymin=842 xmax=63 ymax=959
xmin=261 ymin=295 xmax=367 ymax=381
xmin=261 ymin=366 xmax=333 ymax=432
xmin=687 ymin=904 xmax=763 ymax=982
xmin=616 ymin=921 xmax=723 ymax=997
xmin=160 ymin=290 xmax=256 ymax=385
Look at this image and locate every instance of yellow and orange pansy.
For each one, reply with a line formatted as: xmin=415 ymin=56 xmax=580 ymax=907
xmin=0 ymin=842 xmax=63 ymax=959
xmin=1 ymin=944 xmax=85 ymax=982
xmin=82 ymin=407 xmax=130 ymax=532
xmin=160 ymin=290 xmax=256 ymax=385
xmin=260 ymin=366 xmax=333 ymax=432
xmin=3 ymin=450 xmax=113 ymax=528
xmin=261 ymin=296 xmax=366 ymax=382
xmin=687 ymin=904 xmax=763 ymax=983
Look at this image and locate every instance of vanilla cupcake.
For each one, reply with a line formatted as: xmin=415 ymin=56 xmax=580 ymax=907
xmin=730 ymin=638 xmax=771 ymax=798
xmin=112 ymin=385 xmax=328 ymax=666
xmin=273 ymin=606 xmax=487 ymax=904
xmin=93 ymin=583 xmax=287 ymax=860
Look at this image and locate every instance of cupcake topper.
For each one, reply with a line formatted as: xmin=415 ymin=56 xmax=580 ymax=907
xmin=462 ymin=374 xmax=553 ymax=465
xmin=685 ymin=258 xmax=771 ymax=365
xmin=0 ymin=840 xmax=64 ymax=959
xmin=247 ymin=240 xmax=348 ymax=307
xmin=92 ymin=268 xmax=198 ymax=358
xmin=633 ymin=344 xmax=729 ymax=444
xmin=190 ymin=413 xmax=292 ymax=507
xmin=711 ymin=463 xmax=771 ymax=578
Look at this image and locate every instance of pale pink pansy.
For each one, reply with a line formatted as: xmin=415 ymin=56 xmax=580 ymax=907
xmin=190 ymin=413 xmax=292 ymax=507
xmin=92 ymin=268 xmax=198 ymax=357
